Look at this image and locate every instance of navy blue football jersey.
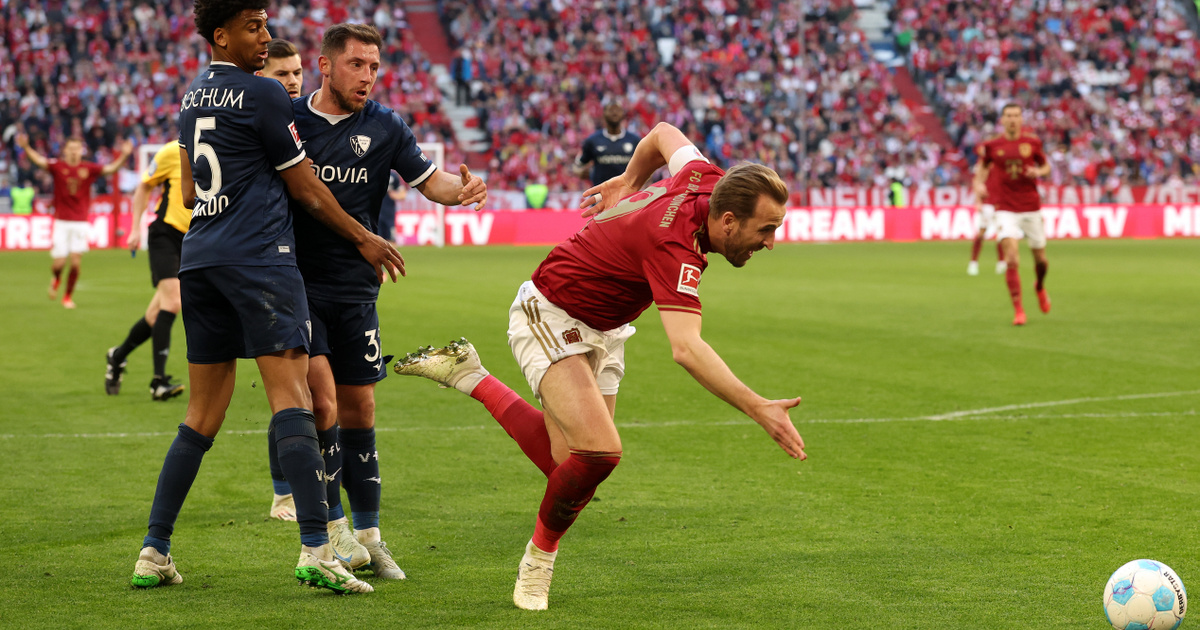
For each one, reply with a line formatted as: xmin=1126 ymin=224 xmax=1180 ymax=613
xmin=577 ymin=130 xmax=640 ymax=187
xmin=177 ymin=62 xmax=306 ymax=272
xmin=291 ymin=94 xmax=436 ymax=303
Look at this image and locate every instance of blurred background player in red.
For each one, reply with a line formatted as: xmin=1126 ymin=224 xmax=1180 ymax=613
xmin=975 ymin=104 xmax=1052 ymax=326
xmin=16 ymin=133 xmax=132 ymax=309
xmin=967 ymin=148 xmax=1005 ymax=276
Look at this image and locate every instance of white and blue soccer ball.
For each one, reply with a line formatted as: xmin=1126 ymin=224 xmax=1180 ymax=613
xmin=1103 ymin=559 xmax=1187 ymax=630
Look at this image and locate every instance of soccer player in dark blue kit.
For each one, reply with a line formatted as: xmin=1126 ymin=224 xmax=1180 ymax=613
xmin=130 ymin=1 xmax=403 ymax=595
xmin=284 ymin=23 xmax=488 ymax=580
xmin=574 ymin=100 xmax=641 ymax=187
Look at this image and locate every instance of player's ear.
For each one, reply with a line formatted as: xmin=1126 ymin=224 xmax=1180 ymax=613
xmin=213 ymin=26 xmax=227 ymax=49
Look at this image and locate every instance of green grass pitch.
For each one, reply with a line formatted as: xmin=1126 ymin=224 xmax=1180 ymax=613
xmin=1 ymin=239 xmax=1197 ymax=629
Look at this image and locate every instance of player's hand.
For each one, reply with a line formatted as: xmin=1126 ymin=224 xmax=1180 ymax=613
xmin=357 ymin=232 xmax=406 ymax=283
xmin=579 ymin=174 xmax=638 ymax=218
xmin=15 ymin=133 xmax=29 ymax=149
xmin=973 ymin=180 xmax=987 ymax=197
xmin=126 ymin=230 xmax=141 ymax=251
xmin=750 ymin=397 xmax=807 ymax=460
xmin=119 ymin=138 xmax=134 ymax=156
xmin=458 ymin=164 xmax=487 ymax=211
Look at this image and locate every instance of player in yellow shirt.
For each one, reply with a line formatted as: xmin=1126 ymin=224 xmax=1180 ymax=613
xmin=105 ymin=140 xmax=190 ymax=400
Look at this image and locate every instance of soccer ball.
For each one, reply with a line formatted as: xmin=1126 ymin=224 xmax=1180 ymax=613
xmin=1103 ymin=559 xmax=1187 ymax=630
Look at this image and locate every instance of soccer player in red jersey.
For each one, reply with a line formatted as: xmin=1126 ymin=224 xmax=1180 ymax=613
xmin=16 ymin=133 xmax=132 ymax=308
xmin=395 ymin=122 xmax=806 ymax=610
xmin=967 ymin=151 xmax=1005 ymax=276
xmin=974 ymin=104 xmax=1052 ymax=325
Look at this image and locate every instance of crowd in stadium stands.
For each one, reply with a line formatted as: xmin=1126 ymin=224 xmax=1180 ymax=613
xmin=439 ymin=0 xmax=964 ymax=192
xmin=891 ymin=0 xmax=1200 ymax=187
xmin=0 ymin=0 xmax=461 ymax=199
xmin=5 ymin=0 xmax=1200 ymax=203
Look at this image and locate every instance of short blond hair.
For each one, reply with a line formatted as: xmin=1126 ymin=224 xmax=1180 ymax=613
xmin=710 ymin=163 xmax=788 ymax=221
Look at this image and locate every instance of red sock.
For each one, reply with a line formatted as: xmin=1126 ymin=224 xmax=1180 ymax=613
xmin=531 ymin=450 xmax=621 ymax=552
xmin=1034 ymin=261 xmax=1048 ymax=291
xmin=996 ymin=243 xmax=1004 ymax=261
xmin=470 ymin=375 xmax=557 ymax=477
xmin=969 ymin=235 xmax=983 ymax=262
xmin=64 ymin=267 xmax=80 ymax=299
xmin=1005 ymin=266 xmax=1023 ymax=311
xmin=51 ymin=267 xmax=62 ymax=289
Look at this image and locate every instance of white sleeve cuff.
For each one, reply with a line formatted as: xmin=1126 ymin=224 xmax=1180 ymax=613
xmin=407 ymin=163 xmax=437 ymax=188
xmin=274 ymin=150 xmax=306 ymax=171
xmin=667 ymin=145 xmax=709 ymax=176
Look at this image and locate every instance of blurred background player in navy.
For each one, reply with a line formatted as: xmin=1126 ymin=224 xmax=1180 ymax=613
xmin=255 ymin=38 xmax=304 ymax=98
xmin=104 ymin=140 xmax=189 ymax=401
xmin=255 ymin=37 xmax=305 ymax=522
xmin=285 ymin=22 xmax=488 ymax=580
xmin=574 ymin=100 xmax=640 ymax=188
xmin=130 ymin=0 xmax=402 ymax=595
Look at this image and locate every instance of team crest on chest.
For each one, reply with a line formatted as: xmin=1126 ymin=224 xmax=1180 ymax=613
xmin=77 ymin=167 xmax=88 ymax=178
xmin=997 ymin=149 xmax=1005 ymax=157
xmin=562 ymin=328 xmax=582 ymax=345
xmin=1019 ymin=143 xmax=1032 ymax=157
xmin=350 ymin=135 xmax=372 ymax=157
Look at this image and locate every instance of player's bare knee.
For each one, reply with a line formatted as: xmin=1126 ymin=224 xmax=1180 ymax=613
xmin=311 ymin=391 xmax=337 ymax=427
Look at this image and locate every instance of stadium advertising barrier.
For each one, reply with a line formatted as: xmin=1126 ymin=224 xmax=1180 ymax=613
xmin=387 ymin=204 xmax=1200 ymax=246
xmin=3 ymin=203 xmax=1199 ymax=251
xmin=800 ymin=184 xmax=1200 ymax=208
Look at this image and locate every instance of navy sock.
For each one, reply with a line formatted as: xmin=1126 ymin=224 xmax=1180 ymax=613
xmin=318 ymin=425 xmax=344 ymax=521
xmin=270 ymin=408 xmax=328 ymax=548
xmin=144 ymin=424 xmax=214 ymax=553
xmin=115 ymin=317 xmax=152 ymax=363
xmin=340 ymin=427 xmax=381 ymax=530
xmin=151 ymin=311 xmax=176 ymax=378
xmin=268 ymin=433 xmax=291 ymax=495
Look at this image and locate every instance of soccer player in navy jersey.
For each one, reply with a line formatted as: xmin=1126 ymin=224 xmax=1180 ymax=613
xmin=255 ymin=37 xmax=306 ymax=523
xmin=130 ymin=0 xmax=402 ymax=595
xmin=396 ymin=122 xmax=804 ymax=610
xmin=282 ymin=22 xmax=487 ymax=580
xmin=574 ymin=100 xmax=640 ymax=187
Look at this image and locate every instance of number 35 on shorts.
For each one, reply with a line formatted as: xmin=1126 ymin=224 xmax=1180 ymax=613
xmin=364 ymin=329 xmax=380 ymax=363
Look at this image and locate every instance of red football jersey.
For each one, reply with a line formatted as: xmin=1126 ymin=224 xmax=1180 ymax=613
xmin=47 ymin=159 xmax=103 ymax=221
xmin=976 ymin=134 xmax=1046 ymax=213
xmin=532 ymin=160 xmax=724 ymax=331
xmin=983 ymin=146 xmax=1005 ymax=203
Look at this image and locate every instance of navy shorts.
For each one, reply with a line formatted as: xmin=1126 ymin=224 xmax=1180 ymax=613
xmin=180 ymin=265 xmax=311 ymax=363
xmin=308 ymin=297 xmax=386 ymax=385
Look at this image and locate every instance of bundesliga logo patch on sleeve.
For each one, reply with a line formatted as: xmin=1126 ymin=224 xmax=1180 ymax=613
xmin=288 ymin=122 xmax=301 ymax=149
xmin=676 ymin=264 xmax=702 ymax=296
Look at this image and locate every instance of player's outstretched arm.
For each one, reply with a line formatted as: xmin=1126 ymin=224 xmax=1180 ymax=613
xmin=659 ymin=310 xmax=807 ymax=460
xmin=279 ymin=162 xmax=406 ymax=282
xmin=415 ymin=164 xmax=487 ymax=210
xmin=126 ymin=180 xmax=155 ymax=250
xmin=580 ymin=122 xmax=695 ymax=217
xmin=101 ymin=139 xmax=133 ymax=175
xmin=15 ymin=134 xmax=50 ymax=170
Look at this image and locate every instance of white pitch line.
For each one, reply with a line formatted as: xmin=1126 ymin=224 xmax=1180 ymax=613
xmin=1 ymin=391 xmax=1197 ymax=440
xmin=919 ymin=389 xmax=1200 ymax=421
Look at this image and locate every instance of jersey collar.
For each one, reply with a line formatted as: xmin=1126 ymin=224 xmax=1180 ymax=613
xmin=306 ymin=92 xmax=355 ymax=125
xmin=602 ymin=129 xmax=625 ymax=142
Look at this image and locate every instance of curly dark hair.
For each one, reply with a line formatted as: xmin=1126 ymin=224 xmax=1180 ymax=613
xmin=194 ymin=0 xmax=270 ymax=46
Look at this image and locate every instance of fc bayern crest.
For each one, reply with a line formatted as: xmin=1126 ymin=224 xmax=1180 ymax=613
xmin=350 ymin=135 xmax=372 ymax=157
